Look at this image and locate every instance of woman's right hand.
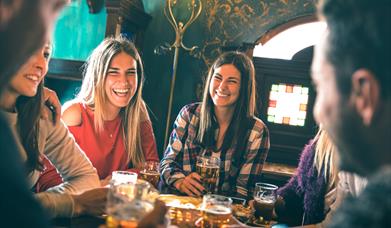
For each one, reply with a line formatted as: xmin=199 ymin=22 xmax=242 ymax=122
xmin=174 ymin=172 xmax=205 ymax=197
xmin=72 ymin=187 xmax=108 ymax=217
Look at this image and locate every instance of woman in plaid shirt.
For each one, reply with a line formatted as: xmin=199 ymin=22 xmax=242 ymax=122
xmin=160 ymin=51 xmax=270 ymax=199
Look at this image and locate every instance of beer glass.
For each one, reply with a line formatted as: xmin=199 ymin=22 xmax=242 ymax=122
xmin=139 ymin=161 xmax=160 ymax=188
xmin=230 ymin=197 xmax=246 ymax=206
xmin=201 ymin=194 xmax=232 ymax=228
xmin=111 ymin=171 xmax=138 ymax=185
xmin=106 ymin=180 xmax=154 ymax=228
xmin=253 ymin=182 xmax=278 ymax=225
xmin=196 ymin=155 xmax=220 ymax=193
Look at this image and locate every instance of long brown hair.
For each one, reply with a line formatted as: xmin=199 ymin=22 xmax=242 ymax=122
xmin=16 ymin=82 xmax=44 ymax=173
xmin=76 ymin=35 xmax=146 ymax=168
xmin=197 ymin=51 xmax=257 ymax=152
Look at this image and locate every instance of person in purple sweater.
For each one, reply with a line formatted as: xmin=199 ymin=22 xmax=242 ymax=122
xmin=275 ymin=129 xmax=338 ymax=226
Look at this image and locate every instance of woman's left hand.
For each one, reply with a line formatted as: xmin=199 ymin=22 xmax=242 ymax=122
xmin=42 ymin=87 xmax=61 ymax=125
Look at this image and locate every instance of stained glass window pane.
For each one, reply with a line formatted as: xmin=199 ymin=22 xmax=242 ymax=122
xmin=266 ymin=83 xmax=309 ymax=126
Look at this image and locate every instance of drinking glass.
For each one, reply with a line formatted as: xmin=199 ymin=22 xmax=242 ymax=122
xmin=196 ymin=155 xmax=220 ymax=193
xmin=253 ymin=182 xmax=278 ymax=226
xmin=111 ymin=171 xmax=138 ymax=185
xmin=106 ymin=179 xmax=154 ymax=228
xmin=201 ymin=194 xmax=232 ymax=228
xmin=139 ymin=161 xmax=160 ymax=189
xmin=230 ymin=197 xmax=246 ymax=206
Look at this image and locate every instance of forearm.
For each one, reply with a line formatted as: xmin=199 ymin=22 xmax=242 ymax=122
xmin=161 ymin=158 xmax=187 ymax=186
xmin=35 ymin=192 xmax=75 ymax=218
xmin=43 ymin=119 xmax=100 ymax=194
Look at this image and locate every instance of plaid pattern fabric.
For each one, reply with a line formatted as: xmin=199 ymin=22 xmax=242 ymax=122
xmin=160 ymin=103 xmax=270 ymax=199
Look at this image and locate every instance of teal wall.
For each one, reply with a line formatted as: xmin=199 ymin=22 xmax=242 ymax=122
xmin=48 ymin=0 xmax=107 ymax=106
xmin=140 ymin=0 xmax=317 ymax=153
xmin=52 ymin=0 xmax=107 ymax=60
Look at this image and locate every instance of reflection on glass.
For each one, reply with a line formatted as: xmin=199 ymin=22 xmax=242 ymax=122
xmin=201 ymin=194 xmax=232 ymax=228
xmin=253 ymin=182 xmax=278 ymax=226
xmin=196 ymin=155 xmax=220 ymax=194
xmin=106 ymin=180 xmax=154 ymax=228
xmin=139 ymin=161 xmax=160 ymax=189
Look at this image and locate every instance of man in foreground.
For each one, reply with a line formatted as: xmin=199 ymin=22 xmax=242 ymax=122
xmin=312 ymin=0 xmax=390 ymax=226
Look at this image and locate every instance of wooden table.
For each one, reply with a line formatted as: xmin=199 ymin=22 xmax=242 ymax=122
xmin=52 ymin=216 xmax=105 ymax=228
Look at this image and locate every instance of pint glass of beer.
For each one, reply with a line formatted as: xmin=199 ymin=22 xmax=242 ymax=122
xmin=201 ymin=194 xmax=232 ymax=228
xmin=196 ymin=155 xmax=220 ymax=193
xmin=111 ymin=171 xmax=138 ymax=185
xmin=139 ymin=161 xmax=160 ymax=188
xmin=106 ymin=180 xmax=154 ymax=228
xmin=253 ymin=182 xmax=278 ymax=225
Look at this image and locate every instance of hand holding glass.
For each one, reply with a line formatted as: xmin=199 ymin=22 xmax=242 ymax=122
xmin=196 ymin=155 xmax=220 ymax=194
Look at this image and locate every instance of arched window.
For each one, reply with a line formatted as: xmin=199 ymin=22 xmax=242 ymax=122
xmin=253 ymin=19 xmax=325 ymax=166
xmin=253 ymin=21 xmax=326 ymax=60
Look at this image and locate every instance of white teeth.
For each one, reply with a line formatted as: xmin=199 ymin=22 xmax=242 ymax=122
xmin=216 ymin=91 xmax=228 ymax=97
xmin=26 ymin=75 xmax=39 ymax=81
xmin=113 ymin=88 xmax=129 ymax=93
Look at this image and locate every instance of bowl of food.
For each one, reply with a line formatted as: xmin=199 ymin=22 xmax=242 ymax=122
xmin=231 ymin=203 xmax=254 ymax=224
xmin=158 ymin=194 xmax=202 ymax=227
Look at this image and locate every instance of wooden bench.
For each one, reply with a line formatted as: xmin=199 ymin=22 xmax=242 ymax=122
xmin=261 ymin=162 xmax=297 ymax=186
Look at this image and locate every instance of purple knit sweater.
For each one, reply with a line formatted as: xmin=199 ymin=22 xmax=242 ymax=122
xmin=275 ymin=140 xmax=327 ymax=226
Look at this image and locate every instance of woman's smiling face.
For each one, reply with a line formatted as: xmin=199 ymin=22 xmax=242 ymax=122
xmin=209 ymin=64 xmax=241 ymax=110
xmin=104 ymin=51 xmax=138 ymax=113
xmin=9 ymin=43 xmax=51 ymax=97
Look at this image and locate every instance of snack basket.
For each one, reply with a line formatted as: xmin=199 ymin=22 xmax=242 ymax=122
xmin=158 ymin=194 xmax=202 ymax=227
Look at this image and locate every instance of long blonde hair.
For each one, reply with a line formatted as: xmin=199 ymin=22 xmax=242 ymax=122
xmin=314 ymin=129 xmax=339 ymax=188
xmin=77 ymin=35 xmax=145 ymax=168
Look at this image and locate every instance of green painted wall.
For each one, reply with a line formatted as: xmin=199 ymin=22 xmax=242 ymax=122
xmin=52 ymin=0 xmax=107 ymax=60
xmin=141 ymin=0 xmax=317 ymax=153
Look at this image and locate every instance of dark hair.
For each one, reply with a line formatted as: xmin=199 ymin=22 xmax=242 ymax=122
xmin=197 ymin=51 xmax=257 ymax=153
xmin=320 ymin=0 xmax=391 ymax=99
xmin=16 ymin=82 xmax=44 ymax=173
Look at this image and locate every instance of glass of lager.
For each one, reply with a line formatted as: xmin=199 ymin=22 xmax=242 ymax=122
xmin=196 ymin=155 xmax=220 ymax=193
xmin=201 ymin=194 xmax=232 ymax=228
xmin=139 ymin=161 xmax=160 ymax=189
xmin=253 ymin=182 xmax=278 ymax=226
xmin=106 ymin=180 xmax=154 ymax=228
xmin=111 ymin=171 xmax=138 ymax=185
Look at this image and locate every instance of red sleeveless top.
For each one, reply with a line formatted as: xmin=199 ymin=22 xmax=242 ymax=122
xmin=36 ymin=103 xmax=158 ymax=191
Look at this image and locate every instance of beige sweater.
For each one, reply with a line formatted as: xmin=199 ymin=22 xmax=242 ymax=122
xmin=4 ymin=110 xmax=100 ymax=217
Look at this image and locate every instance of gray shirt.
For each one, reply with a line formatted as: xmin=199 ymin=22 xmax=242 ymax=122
xmin=4 ymin=110 xmax=100 ymax=217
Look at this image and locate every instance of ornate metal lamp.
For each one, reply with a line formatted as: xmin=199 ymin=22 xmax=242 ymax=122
xmin=155 ymin=0 xmax=202 ymax=149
